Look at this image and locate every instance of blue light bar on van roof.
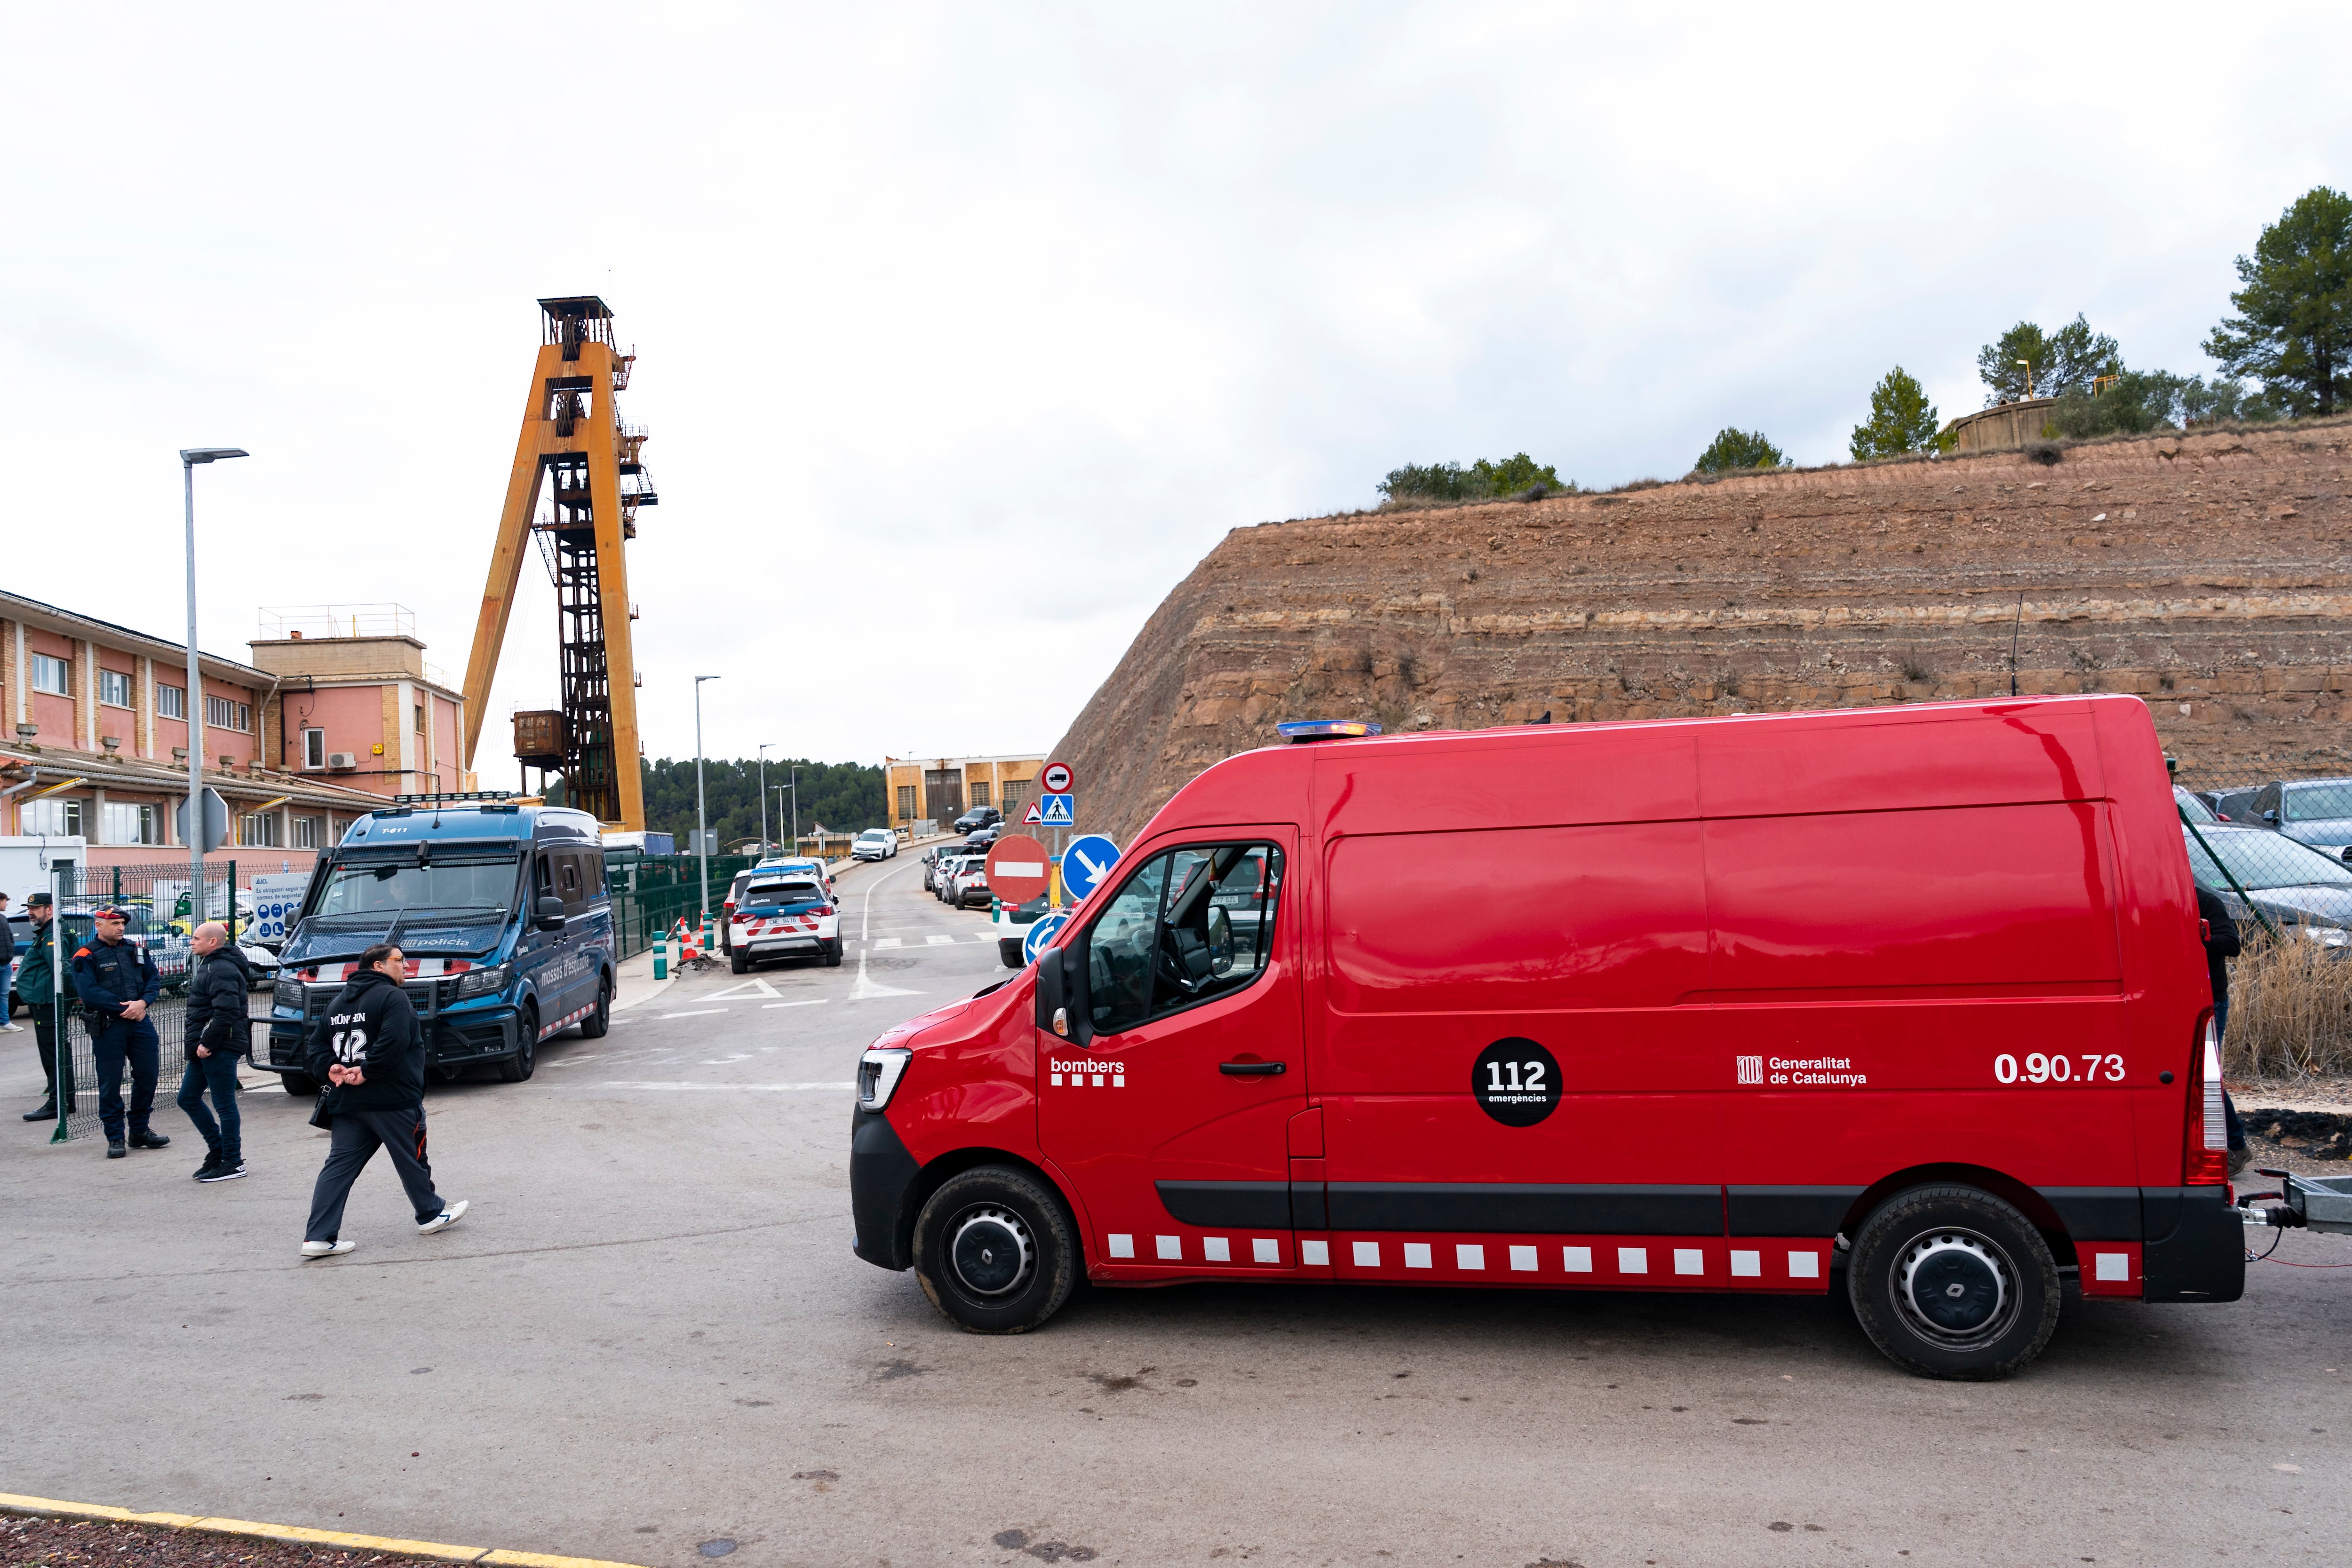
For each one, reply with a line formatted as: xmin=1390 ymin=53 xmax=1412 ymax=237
xmin=393 ymin=791 xmax=515 ymax=803
xmin=1277 ymin=720 xmax=1383 ymax=744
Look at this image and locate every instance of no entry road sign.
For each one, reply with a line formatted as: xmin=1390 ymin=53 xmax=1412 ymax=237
xmin=1060 ymin=834 xmax=1120 ymax=902
xmin=985 ymin=835 xmax=1052 ymax=903
xmin=1041 ymin=760 xmax=1074 ymax=794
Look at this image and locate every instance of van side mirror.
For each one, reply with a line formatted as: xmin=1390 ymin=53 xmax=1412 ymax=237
xmin=1205 ymin=905 xmax=1234 ymax=976
xmin=535 ymin=895 xmax=566 ymax=931
xmin=1033 ymin=942 xmax=1093 ymax=1047
xmin=2264 ymin=808 xmax=2280 ymax=824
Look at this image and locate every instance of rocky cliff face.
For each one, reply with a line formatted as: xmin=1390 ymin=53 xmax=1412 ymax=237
xmin=1051 ymin=420 xmax=2352 ymax=843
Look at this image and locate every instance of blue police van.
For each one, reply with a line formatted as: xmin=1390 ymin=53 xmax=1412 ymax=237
xmin=261 ymin=796 xmax=614 ymax=1093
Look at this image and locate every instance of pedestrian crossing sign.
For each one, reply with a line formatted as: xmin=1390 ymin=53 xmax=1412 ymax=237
xmin=1038 ymin=792 xmax=1074 ymax=826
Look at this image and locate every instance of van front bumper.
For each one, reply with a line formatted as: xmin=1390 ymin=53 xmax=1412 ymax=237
xmin=265 ymin=1005 xmax=519 ymax=1075
xmin=850 ymin=1108 xmax=921 ymax=1271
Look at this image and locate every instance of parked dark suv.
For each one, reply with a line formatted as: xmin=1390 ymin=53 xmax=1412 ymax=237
xmin=953 ymin=806 xmax=1003 ymax=834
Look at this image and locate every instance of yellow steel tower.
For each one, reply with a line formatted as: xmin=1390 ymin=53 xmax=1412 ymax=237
xmin=461 ymin=297 xmax=656 ymax=829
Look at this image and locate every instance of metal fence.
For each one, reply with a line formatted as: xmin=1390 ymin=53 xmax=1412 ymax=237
xmin=28 ymin=859 xmax=254 ymax=1145
xmin=604 ymin=853 xmax=760 ymax=958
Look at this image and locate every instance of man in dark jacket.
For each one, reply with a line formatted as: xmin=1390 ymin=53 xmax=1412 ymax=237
xmin=0 ymin=891 xmax=20 ymax=1034
xmin=179 ymin=921 xmax=252 ymax=1182
xmin=16 ymin=894 xmax=75 ymax=1122
xmin=300 ymin=943 xmax=467 ymax=1258
xmin=2196 ymin=883 xmax=2250 ymax=1175
xmin=72 ymin=909 xmax=168 ymax=1158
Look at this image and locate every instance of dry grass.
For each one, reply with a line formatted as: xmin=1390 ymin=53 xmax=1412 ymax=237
xmin=2225 ymin=928 xmax=2352 ymax=1078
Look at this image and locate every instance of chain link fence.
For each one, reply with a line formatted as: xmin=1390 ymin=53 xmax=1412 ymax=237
xmin=2172 ymin=764 xmax=2352 ymax=1078
xmin=27 ymin=860 xmax=261 ymax=1145
xmin=604 ymin=852 xmax=758 ymax=958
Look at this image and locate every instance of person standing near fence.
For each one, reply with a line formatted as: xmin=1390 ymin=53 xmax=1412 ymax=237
xmin=71 ymin=909 xmax=169 ymax=1159
xmin=17 ymin=895 xmax=75 ymax=1122
xmin=300 ymin=943 xmax=467 ymax=1258
xmin=2195 ymin=882 xmax=2250 ymax=1176
xmin=0 ymin=892 xmax=20 ymax=1035
xmin=179 ymin=921 xmax=251 ymax=1182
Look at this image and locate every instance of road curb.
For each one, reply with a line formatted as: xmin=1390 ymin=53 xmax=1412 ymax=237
xmin=0 ymin=1492 xmax=649 ymax=1568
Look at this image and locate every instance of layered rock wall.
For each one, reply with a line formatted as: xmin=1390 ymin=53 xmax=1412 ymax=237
xmin=1052 ymin=421 xmax=2352 ymax=842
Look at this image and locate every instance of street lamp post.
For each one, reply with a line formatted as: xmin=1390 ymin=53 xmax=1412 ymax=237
xmin=757 ymin=743 xmax=776 ymax=855
xmin=789 ymin=765 xmax=800 ymax=858
xmin=693 ymin=675 xmax=720 ymax=919
xmin=180 ymin=448 xmax=247 ymax=922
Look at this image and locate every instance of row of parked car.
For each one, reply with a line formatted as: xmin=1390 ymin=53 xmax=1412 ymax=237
xmin=2177 ymin=779 xmax=2352 ymax=943
xmin=924 ymin=843 xmax=994 ymax=909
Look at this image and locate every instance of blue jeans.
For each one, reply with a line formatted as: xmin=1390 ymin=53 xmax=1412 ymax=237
xmin=91 ymin=1014 xmax=161 ymax=1141
xmin=177 ymin=1053 xmax=240 ymax=1162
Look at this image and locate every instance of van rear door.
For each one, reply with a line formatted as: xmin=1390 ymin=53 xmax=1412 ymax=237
xmin=1039 ymin=832 xmax=1304 ymax=1275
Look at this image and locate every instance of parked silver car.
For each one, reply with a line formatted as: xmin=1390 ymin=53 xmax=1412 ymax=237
xmin=2212 ymin=777 xmax=2352 ymax=861
xmin=2183 ymin=822 xmax=2352 ymax=945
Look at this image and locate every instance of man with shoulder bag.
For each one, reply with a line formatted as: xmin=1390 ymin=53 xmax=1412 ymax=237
xmin=299 ymin=943 xmax=467 ymax=1259
xmin=180 ymin=921 xmax=251 ymax=1182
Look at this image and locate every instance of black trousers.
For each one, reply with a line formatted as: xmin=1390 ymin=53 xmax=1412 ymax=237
xmin=304 ymin=1107 xmax=446 ymax=1242
xmin=32 ymin=1015 xmax=76 ymax=1106
xmin=90 ymin=1015 xmax=159 ymax=1140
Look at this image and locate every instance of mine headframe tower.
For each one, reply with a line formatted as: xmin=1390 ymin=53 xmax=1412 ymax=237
xmin=461 ymin=296 xmax=658 ymax=829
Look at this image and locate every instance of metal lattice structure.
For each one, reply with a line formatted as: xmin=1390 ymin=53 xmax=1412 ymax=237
xmin=461 ymin=297 xmax=656 ymax=829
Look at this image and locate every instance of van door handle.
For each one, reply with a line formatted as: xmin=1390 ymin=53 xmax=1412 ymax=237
xmin=1220 ymin=1060 xmax=1286 ymax=1076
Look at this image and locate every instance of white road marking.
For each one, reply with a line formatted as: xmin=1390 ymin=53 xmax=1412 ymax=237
xmin=763 ymin=999 xmax=827 ymax=1009
xmin=926 ymin=934 xmax=955 ymax=946
xmin=701 ymin=1054 xmax=752 ymax=1065
xmin=872 ymin=938 xmax=903 ymax=950
xmin=601 ymin=1081 xmax=857 ymax=1092
xmin=849 ymin=860 xmax=922 ymax=1001
xmin=662 ymin=1009 xmax=726 ymax=1019
xmin=703 ymin=977 xmax=782 ymax=1001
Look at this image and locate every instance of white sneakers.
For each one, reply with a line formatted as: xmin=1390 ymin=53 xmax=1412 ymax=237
xmin=0 ymin=1022 xmax=23 ymax=1033
xmin=418 ymin=1199 xmax=469 ymax=1235
xmin=301 ymin=1199 xmax=469 ymax=1257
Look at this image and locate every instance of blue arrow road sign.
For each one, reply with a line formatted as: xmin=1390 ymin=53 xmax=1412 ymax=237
xmin=1023 ymin=911 xmax=1071 ymax=965
xmin=1037 ymin=791 xmax=1074 ymax=825
xmin=1060 ymin=834 xmax=1120 ymax=903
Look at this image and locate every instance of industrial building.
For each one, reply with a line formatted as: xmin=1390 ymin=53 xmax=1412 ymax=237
xmin=883 ymin=753 xmax=1044 ymax=832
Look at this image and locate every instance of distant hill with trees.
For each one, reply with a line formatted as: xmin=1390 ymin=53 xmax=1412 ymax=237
xmin=551 ymin=757 xmax=886 ymax=847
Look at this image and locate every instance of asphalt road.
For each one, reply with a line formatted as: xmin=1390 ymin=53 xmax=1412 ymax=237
xmin=2 ymin=852 xmax=2348 ymax=1568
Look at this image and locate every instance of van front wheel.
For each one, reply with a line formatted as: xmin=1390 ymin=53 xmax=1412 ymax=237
xmin=1848 ymin=1184 xmax=2059 ymax=1380
xmin=912 ymin=1166 xmax=1078 ymax=1334
xmin=498 ymin=1009 xmax=538 ymax=1083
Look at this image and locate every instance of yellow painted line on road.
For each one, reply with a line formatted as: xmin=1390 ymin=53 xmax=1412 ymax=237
xmin=0 ymin=1492 xmax=649 ymax=1568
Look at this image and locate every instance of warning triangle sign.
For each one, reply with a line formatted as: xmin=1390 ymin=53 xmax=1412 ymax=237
xmin=1023 ymin=800 xmax=1043 ymax=824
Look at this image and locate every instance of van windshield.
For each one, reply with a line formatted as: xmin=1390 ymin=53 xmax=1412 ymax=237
xmin=2184 ymin=829 xmax=2352 ymax=891
xmin=2284 ymin=782 xmax=2352 ymax=821
xmin=309 ymin=854 xmax=522 ymax=921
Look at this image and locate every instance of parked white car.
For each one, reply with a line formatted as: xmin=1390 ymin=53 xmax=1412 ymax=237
xmin=853 ymin=828 xmax=898 ymax=861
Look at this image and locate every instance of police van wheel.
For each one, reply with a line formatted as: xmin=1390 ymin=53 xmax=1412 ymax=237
xmin=730 ymin=952 xmax=749 ymax=975
xmin=498 ymin=1014 xmax=538 ymax=1083
xmin=282 ymin=1072 xmax=318 ymax=1096
xmin=912 ymin=1166 xmax=1078 ymax=1334
xmin=1848 ymin=1184 xmax=2059 ymax=1380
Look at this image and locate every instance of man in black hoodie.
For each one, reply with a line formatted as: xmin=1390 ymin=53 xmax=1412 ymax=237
xmin=179 ymin=921 xmax=252 ymax=1182
xmin=299 ymin=943 xmax=468 ymax=1259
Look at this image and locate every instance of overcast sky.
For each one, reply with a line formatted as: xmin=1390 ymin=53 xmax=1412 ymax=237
xmin=7 ymin=5 xmax=2346 ymax=779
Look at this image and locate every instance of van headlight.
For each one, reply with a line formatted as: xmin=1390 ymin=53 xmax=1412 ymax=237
xmin=454 ymin=963 xmax=511 ymax=998
xmin=858 ymin=1046 xmax=912 ymax=1110
xmin=273 ymin=978 xmax=304 ymax=1010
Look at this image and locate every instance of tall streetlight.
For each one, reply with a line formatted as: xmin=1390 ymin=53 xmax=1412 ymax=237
xmin=693 ymin=675 xmax=720 ymax=918
xmin=757 ymin=743 xmax=777 ymax=855
xmin=789 ymin=764 xmax=801 ymax=856
xmin=180 ymin=447 xmax=247 ymax=921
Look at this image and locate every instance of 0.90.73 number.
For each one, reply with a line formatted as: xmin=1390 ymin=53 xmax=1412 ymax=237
xmin=1994 ymin=1052 xmax=2123 ymax=1085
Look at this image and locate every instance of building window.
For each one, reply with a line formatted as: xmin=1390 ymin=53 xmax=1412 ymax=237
xmin=102 ymin=802 xmax=158 ymax=846
xmin=205 ymin=695 xmax=252 ymax=732
xmin=22 ymin=798 xmax=82 ymax=837
xmin=414 ymin=703 xmax=426 ymax=734
xmin=293 ymin=815 xmax=324 ymax=850
xmin=30 ymin=653 xmax=68 ymax=695
xmin=897 ymin=784 xmax=917 ymax=822
xmin=98 ymin=669 xmax=132 ymax=708
xmin=303 ymin=728 xmax=326 ymax=769
xmin=156 ymin=683 xmax=185 ymax=720
xmin=239 ymin=812 xmax=282 ymax=847
xmin=1001 ymin=779 xmax=1031 ymax=819
xmin=969 ymin=781 xmax=992 ymax=808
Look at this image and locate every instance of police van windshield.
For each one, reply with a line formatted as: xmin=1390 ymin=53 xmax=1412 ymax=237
xmin=743 ymin=880 xmax=823 ymax=907
xmin=308 ymin=854 xmax=522 ymax=922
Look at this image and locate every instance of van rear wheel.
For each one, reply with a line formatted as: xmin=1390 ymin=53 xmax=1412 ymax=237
xmin=912 ymin=1166 xmax=1078 ymax=1334
xmin=578 ymin=975 xmax=611 ymax=1038
xmin=1848 ymin=1184 xmax=2059 ymax=1380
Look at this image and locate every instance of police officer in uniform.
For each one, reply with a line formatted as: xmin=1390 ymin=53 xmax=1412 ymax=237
xmin=71 ymin=909 xmax=170 ymax=1158
xmin=16 ymin=893 xmax=76 ymax=1121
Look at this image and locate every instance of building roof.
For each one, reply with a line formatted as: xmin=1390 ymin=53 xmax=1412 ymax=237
xmin=0 ymin=744 xmax=389 ymax=813
xmin=1 ymin=588 xmax=273 ymax=684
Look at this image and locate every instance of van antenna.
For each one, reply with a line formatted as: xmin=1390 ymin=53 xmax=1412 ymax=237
xmin=2009 ymin=593 xmax=2025 ymax=697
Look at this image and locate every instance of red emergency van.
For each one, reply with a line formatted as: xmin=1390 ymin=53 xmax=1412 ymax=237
xmin=851 ymin=696 xmax=2243 ymax=1378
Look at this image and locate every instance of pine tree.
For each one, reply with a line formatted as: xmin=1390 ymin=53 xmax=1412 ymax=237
xmin=1692 ymin=428 xmax=1786 ymax=472
xmin=2205 ymin=186 xmax=2352 ymax=418
xmin=1850 ymin=367 xmax=1944 ymax=460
